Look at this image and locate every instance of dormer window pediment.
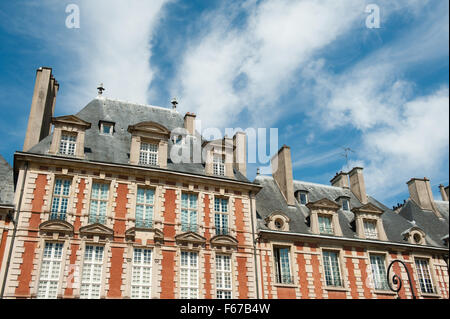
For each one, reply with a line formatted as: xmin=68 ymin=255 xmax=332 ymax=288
xmin=175 ymin=232 xmax=206 ymax=248
xmin=79 ymin=223 xmax=114 ymax=240
xmin=39 ymin=220 xmax=74 ymax=237
xmin=127 ymin=121 xmax=171 ymax=137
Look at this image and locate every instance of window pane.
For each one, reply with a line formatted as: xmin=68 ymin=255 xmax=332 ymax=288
xmin=370 ymin=255 xmax=389 ymax=290
xmin=131 ymin=248 xmax=152 ymax=299
xmin=323 ymin=251 xmax=342 ymax=287
xmin=415 ymin=259 xmax=434 ymax=294
xmin=37 ymin=242 xmax=63 ymax=299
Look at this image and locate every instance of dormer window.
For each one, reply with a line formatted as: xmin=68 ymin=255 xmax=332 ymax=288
xmin=128 ymin=121 xmax=170 ymax=169
xmin=59 ymin=132 xmax=77 ymax=155
xmin=49 ymin=115 xmax=91 ymax=158
xmin=342 ymin=199 xmax=350 ymax=211
xmin=306 ymin=199 xmax=343 ymax=237
xmin=363 ymin=219 xmax=378 ymax=239
xmin=265 ymin=212 xmax=290 ymax=232
xmin=139 ymin=142 xmax=158 ymax=166
xmin=296 ymin=191 xmax=308 ymax=205
xmin=213 ymin=156 xmax=225 ymax=176
xmin=100 ymin=121 xmax=114 ymax=135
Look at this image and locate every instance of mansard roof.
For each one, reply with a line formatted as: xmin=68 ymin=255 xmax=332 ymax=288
xmin=0 ymin=155 xmax=14 ymax=207
xmin=26 ymin=97 xmax=250 ymax=183
xmin=253 ymin=175 xmax=447 ymax=248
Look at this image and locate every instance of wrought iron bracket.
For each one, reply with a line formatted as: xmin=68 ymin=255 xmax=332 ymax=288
xmin=386 ymin=259 xmax=417 ymax=299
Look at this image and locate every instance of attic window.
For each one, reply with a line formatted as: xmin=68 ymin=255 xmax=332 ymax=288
xmin=59 ymin=132 xmax=77 ymax=155
xmin=297 ymin=191 xmax=308 ymax=205
xmin=342 ymin=199 xmax=350 ymax=211
xmin=100 ymin=122 xmax=114 ymax=135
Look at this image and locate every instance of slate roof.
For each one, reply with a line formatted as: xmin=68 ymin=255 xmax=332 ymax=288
xmin=26 ymin=97 xmax=250 ymax=183
xmin=397 ymin=199 xmax=449 ymax=248
xmin=254 ymin=175 xmax=448 ymax=248
xmin=0 ymin=155 xmax=14 ymax=206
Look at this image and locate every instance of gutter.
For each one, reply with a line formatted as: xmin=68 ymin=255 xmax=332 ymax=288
xmin=1 ymin=162 xmax=28 ymax=298
xmin=259 ymin=229 xmax=449 ymax=253
xmin=14 ymin=152 xmax=262 ymax=191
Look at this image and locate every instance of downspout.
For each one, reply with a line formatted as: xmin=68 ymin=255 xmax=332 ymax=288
xmin=1 ymin=162 xmax=28 ymax=298
xmin=249 ymin=191 xmax=260 ymax=299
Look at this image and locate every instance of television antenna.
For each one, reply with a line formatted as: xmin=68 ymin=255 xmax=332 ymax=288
xmin=341 ymin=147 xmax=355 ymax=169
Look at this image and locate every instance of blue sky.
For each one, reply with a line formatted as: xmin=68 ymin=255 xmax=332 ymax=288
xmin=0 ymin=0 xmax=448 ymax=207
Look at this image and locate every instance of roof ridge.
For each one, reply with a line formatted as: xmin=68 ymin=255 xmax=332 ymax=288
xmin=96 ymin=97 xmax=178 ymax=113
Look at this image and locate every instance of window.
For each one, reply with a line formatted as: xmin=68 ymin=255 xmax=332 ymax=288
xmin=59 ymin=132 xmax=77 ymax=155
xmin=370 ymin=255 xmax=389 ymax=290
xmin=89 ymin=183 xmax=109 ymax=224
xmin=180 ymin=251 xmax=198 ymax=299
xmin=80 ymin=245 xmax=104 ymax=299
xmin=213 ymin=156 xmax=225 ymax=176
xmin=100 ymin=122 xmax=114 ymax=135
xmin=50 ymin=179 xmax=71 ymax=220
xmin=318 ymin=215 xmax=333 ymax=235
xmin=131 ymin=248 xmax=153 ymax=299
xmin=322 ymin=251 xmax=342 ymax=287
xmin=364 ymin=220 xmax=378 ymax=239
xmin=214 ymin=198 xmax=229 ymax=235
xmin=274 ymin=218 xmax=284 ymax=230
xmin=136 ymin=188 xmax=154 ymax=228
xmin=139 ymin=142 xmax=158 ymax=166
xmin=415 ymin=258 xmax=434 ymax=294
xmin=298 ymin=192 xmax=308 ymax=205
xmin=216 ymin=255 xmax=232 ymax=299
xmin=274 ymin=247 xmax=293 ymax=284
xmin=37 ymin=242 xmax=63 ymax=299
xmin=342 ymin=199 xmax=350 ymax=211
xmin=181 ymin=193 xmax=198 ymax=232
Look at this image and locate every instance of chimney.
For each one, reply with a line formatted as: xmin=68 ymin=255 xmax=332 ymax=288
xmin=184 ymin=112 xmax=196 ymax=136
xmin=330 ymin=171 xmax=349 ymax=188
xmin=439 ymin=184 xmax=449 ymax=201
xmin=233 ymin=132 xmax=247 ymax=177
xmin=271 ymin=145 xmax=295 ymax=206
xmin=445 ymin=186 xmax=449 ymax=201
xmin=407 ymin=178 xmax=440 ymax=216
xmin=23 ymin=67 xmax=59 ymax=151
xmin=348 ymin=167 xmax=368 ymax=204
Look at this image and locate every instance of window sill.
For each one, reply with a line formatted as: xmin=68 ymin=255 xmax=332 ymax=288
xmin=273 ymin=283 xmax=297 ymax=288
xmin=324 ymin=286 xmax=349 ymax=292
xmin=373 ymin=290 xmax=397 ymax=296
xmin=420 ymin=292 xmax=441 ymax=298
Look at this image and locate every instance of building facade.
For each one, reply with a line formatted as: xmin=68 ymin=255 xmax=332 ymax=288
xmin=0 ymin=67 xmax=448 ymax=299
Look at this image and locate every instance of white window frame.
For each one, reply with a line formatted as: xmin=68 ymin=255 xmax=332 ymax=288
xmin=59 ymin=132 xmax=77 ymax=155
xmin=298 ymin=192 xmax=308 ymax=205
xmin=80 ymin=245 xmax=104 ymax=299
xmin=216 ymin=254 xmax=232 ymax=299
xmin=322 ymin=250 xmax=343 ymax=287
xmin=213 ymin=155 xmax=225 ymax=176
xmin=50 ymin=178 xmax=71 ymax=221
xmin=89 ymin=182 xmax=110 ymax=224
xmin=318 ymin=214 xmax=334 ymax=235
xmin=415 ymin=258 xmax=435 ymax=294
xmin=369 ymin=254 xmax=389 ymax=291
xmin=135 ymin=187 xmax=155 ymax=228
xmin=179 ymin=251 xmax=199 ymax=299
xmin=342 ymin=198 xmax=350 ymax=211
xmin=214 ymin=197 xmax=229 ymax=235
xmin=273 ymin=247 xmax=293 ymax=284
xmin=131 ymin=248 xmax=153 ymax=299
xmin=139 ymin=142 xmax=158 ymax=166
xmin=181 ymin=193 xmax=198 ymax=232
xmin=37 ymin=242 xmax=64 ymax=299
xmin=100 ymin=122 xmax=114 ymax=136
xmin=364 ymin=219 xmax=378 ymax=239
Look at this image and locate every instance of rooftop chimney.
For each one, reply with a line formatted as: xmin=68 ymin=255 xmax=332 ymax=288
xmin=184 ymin=112 xmax=196 ymax=136
xmin=330 ymin=171 xmax=349 ymax=188
xmin=23 ymin=67 xmax=59 ymax=152
xmin=271 ymin=145 xmax=295 ymax=206
xmin=348 ymin=167 xmax=368 ymax=204
xmin=233 ymin=132 xmax=247 ymax=177
xmin=407 ymin=178 xmax=440 ymax=216
xmin=439 ymin=184 xmax=448 ymax=202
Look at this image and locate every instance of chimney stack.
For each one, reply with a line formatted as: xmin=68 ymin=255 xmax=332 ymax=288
xmin=23 ymin=67 xmax=59 ymax=152
xmin=330 ymin=171 xmax=349 ymax=188
xmin=271 ymin=145 xmax=295 ymax=206
xmin=438 ymin=184 xmax=448 ymax=202
xmin=407 ymin=178 xmax=440 ymax=216
xmin=348 ymin=167 xmax=368 ymax=204
xmin=184 ymin=112 xmax=196 ymax=136
xmin=233 ymin=132 xmax=247 ymax=177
